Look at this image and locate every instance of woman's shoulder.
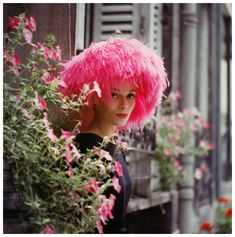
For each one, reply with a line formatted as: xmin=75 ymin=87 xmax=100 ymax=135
xmin=75 ymin=133 xmax=103 ymax=153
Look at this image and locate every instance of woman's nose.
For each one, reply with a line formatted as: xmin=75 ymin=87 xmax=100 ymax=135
xmin=119 ymin=96 xmax=127 ymax=110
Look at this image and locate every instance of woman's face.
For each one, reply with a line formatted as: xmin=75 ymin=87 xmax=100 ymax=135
xmin=95 ymin=83 xmax=136 ymax=128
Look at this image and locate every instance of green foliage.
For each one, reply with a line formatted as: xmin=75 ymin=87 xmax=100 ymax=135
xmin=4 ymin=13 xmax=116 ymax=234
xmin=155 ymin=92 xmax=214 ymax=190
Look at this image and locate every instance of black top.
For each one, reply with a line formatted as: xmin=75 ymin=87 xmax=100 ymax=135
xmin=75 ymin=133 xmax=132 ymax=233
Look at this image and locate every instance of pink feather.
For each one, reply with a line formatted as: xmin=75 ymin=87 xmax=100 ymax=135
xmin=60 ymin=37 xmax=169 ymax=130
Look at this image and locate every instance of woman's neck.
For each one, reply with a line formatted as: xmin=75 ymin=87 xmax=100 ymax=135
xmin=82 ymin=117 xmax=117 ymax=139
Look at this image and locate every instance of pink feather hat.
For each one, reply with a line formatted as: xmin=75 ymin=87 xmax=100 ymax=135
xmin=60 ymin=37 xmax=169 ymax=131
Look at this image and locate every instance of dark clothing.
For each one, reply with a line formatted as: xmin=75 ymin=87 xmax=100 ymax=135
xmin=75 ymin=133 xmax=131 ymax=233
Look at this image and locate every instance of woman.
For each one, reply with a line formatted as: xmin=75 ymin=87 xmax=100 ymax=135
xmin=60 ymin=37 xmax=169 ymax=233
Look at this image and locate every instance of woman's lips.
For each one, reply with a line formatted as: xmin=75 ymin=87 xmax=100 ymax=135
xmin=116 ymin=113 xmax=128 ymax=119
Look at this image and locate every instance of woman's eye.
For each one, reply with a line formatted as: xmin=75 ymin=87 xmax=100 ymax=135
xmin=127 ymin=93 xmax=136 ymax=99
xmin=111 ymin=93 xmax=118 ymax=99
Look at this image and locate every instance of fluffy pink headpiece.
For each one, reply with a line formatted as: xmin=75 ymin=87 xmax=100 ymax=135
xmin=60 ymin=37 xmax=169 ymax=130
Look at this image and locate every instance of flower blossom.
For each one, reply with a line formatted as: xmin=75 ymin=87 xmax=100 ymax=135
xmin=37 ymin=43 xmax=62 ymax=62
xmin=23 ymin=28 xmax=33 ymax=43
xmin=112 ymin=161 xmax=123 ymax=176
xmin=4 ymin=50 xmax=21 ymax=75
xmin=93 ymin=81 xmax=102 ymax=97
xmin=112 ymin=177 xmax=121 ymax=193
xmin=7 ymin=16 xmax=20 ymax=30
xmin=200 ymin=220 xmax=213 ymax=232
xmin=42 ymin=113 xmax=59 ymax=143
xmin=25 ymin=16 xmax=37 ymax=32
xmin=173 ymin=159 xmax=181 ymax=168
xmin=115 ymin=29 xmax=122 ymax=34
xmin=43 ymin=226 xmax=55 ymax=234
xmin=97 ymin=194 xmax=116 ymax=226
xmin=84 ymin=178 xmax=100 ymax=193
xmin=60 ymin=129 xmax=75 ymax=141
xmin=199 ymin=140 xmax=215 ymax=151
xmin=224 ymin=207 xmax=232 ymax=218
xmin=93 ymin=147 xmax=113 ymax=161
xmin=21 ymin=108 xmax=32 ymax=119
xmin=164 ymin=148 xmax=174 ymax=156
xmin=68 ymin=165 xmax=74 ymax=178
xmin=69 ymin=143 xmax=81 ymax=160
xmin=65 ymin=144 xmax=72 ymax=163
xmin=42 ymin=70 xmax=56 ymax=85
xmin=36 ymin=94 xmax=48 ymax=110
xmin=175 ymin=90 xmax=182 ymax=100
xmin=96 ymin=219 xmax=104 ymax=234
xmin=194 ymin=167 xmax=203 ymax=180
xmin=218 ymin=197 xmax=231 ymax=203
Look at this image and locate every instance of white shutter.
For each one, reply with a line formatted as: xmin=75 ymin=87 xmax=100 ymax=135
xmin=93 ymin=3 xmax=163 ymax=52
xmin=93 ymin=3 xmax=139 ymax=42
xmin=149 ymin=3 xmax=163 ymax=55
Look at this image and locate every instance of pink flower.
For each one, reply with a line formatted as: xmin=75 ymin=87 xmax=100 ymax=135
xmin=25 ymin=16 xmax=36 ymax=32
xmin=7 ymin=16 xmax=20 ymax=30
xmin=37 ymin=43 xmax=61 ymax=62
xmin=43 ymin=226 xmax=55 ymax=234
xmin=47 ymin=128 xmax=59 ymax=143
xmin=42 ymin=112 xmax=50 ymax=127
xmin=42 ymin=70 xmax=56 ymax=84
xmin=112 ymin=177 xmax=121 ymax=193
xmin=113 ymin=161 xmax=123 ymax=176
xmin=164 ymin=148 xmax=174 ymax=156
xmin=69 ymin=143 xmax=81 ymax=160
xmin=52 ymin=46 xmax=62 ymax=61
xmin=183 ymin=108 xmax=191 ymax=117
xmin=93 ymin=81 xmax=102 ymax=97
xmin=37 ymin=43 xmax=52 ymax=61
xmin=93 ymin=147 xmax=113 ymax=161
xmin=194 ymin=167 xmax=203 ymax=180
xmin=65 ymin=144 xmax=72 ymax=163
xmin=68 ymin=165 xmax=74 ymax=177
xmin=60 ymin=129 xmax=74 ymax=141
xmin=36 ymin=94 xmax=48 ymax=110
xmin=161 ymin=116 xmax=168 ymax=124
xmin=175 ymin=90 xmax=182 ymax=100
xmin=21 ymin=108 xmax=32 ymax=119
xmin=85 ymin=178 xmax=100 ymax=193
xmin=191 ymin=124 xmax=198 ymax=131
xmin=96 ymin=219 xmax=103 ymax=234
xmin=42 ymin=113 xmax=59 ymax=143
xmin=199 ymin=140 xmax=215 ymax=150
xmin=201 ymin=119 xmax=210 ymax=130
xmin=115 ymin=29 xmax=123 ymax=34
xmin=97 ymin=194 xmax=116 ymax=226
xmin=4 ymin=50 xmax=21 ymax=75
xmin=173 ymin=159 xmax=181 ymax=168
xmin=23 ymin=28 xmax=33 ymax=43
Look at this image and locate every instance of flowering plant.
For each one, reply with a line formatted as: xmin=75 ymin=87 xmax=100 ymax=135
xmin=4 ymin=13 xmax=122 ymax=234
xmin=200 ymin=197 xmax=232 ymax=233
xmin=155 ymin=91 xmax=215 ymax=190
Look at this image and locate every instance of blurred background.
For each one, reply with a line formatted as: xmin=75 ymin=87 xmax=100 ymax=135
xmin=3 ymin=2 xmax=232 ymax=233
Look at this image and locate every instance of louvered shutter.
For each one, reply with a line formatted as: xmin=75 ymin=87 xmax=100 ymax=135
xmin=149 ymin=4 xmax=163 ymax=55
xmin=93 ymin=3 xmax=139 ymax=41
xmin=93 ymin=3 xmax=163 ymax=55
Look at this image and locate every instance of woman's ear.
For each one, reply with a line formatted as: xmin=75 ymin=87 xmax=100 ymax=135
xmin=80 ymin=106 xmax=95 ymax=131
